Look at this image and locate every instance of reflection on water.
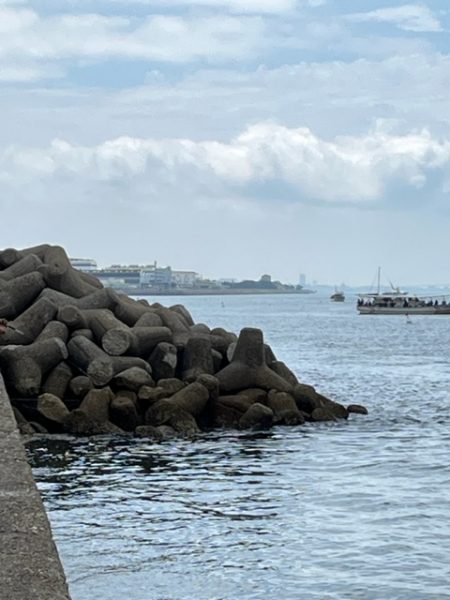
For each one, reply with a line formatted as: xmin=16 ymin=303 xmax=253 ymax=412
xmin=28 ymin=295 xmax=450 ymax=600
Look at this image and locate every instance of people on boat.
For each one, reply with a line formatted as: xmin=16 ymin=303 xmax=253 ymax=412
xmin=358 ymin=292 xmax=450 ymax=312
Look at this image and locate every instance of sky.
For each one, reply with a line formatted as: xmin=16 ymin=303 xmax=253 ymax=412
xmin=1 ymin=0 xmax=450 ymax=286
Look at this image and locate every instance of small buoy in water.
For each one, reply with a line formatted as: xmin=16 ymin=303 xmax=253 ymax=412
xmin=406 ymin=314 xmax=412 ymax=324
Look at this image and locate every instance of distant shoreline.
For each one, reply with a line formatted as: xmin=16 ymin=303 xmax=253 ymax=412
xmin=110 ymin=287 xmax=317 ymax=297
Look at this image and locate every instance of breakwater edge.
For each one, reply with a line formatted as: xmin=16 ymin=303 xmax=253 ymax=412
xmin=0 ymin=243 xmax=364 ymax=437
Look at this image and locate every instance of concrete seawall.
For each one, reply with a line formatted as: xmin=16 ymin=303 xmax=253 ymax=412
xmin=0 ymin=374 xmax=71 ymax=600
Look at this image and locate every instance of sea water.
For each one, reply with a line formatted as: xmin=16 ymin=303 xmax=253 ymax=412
xmin=27 ymin=294 xmax=450 ymax=600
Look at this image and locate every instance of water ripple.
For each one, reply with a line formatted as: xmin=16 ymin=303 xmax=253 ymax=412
xmin=28 ymin=296 xmax=450 ymax=600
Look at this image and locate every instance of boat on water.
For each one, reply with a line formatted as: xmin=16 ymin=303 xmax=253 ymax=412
xmin=357 ymin=268 xmax=450 ymax=315
xmin=330 ymin=290 xmax=345 ymax=302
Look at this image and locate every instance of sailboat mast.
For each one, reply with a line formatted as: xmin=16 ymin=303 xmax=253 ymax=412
xmin=377 ymin=267 xmax=381 ymax=295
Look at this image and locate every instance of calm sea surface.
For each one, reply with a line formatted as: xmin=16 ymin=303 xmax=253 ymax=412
xmin=27 ymin=294 xmax=450 ymax=600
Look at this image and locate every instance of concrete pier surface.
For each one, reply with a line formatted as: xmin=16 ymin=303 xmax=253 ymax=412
xmin=0 ymin=374 xmax=71 ymax=600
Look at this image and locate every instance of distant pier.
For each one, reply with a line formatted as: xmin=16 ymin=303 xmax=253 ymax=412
xmin=105 ymin=286 xmax=317 ymax=297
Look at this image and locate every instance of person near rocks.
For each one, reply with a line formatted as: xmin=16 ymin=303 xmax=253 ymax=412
xmin=0 ymin=318 xmax=7 ymax=335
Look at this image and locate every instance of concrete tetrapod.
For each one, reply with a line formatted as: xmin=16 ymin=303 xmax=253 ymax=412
xmin=37 ymin=245 xmax=100 ymax=298
xmin=269 ymin=361 xmax=299 ymax=387
xmin=36 ymin=393 xmax=71 ymax=432
xmin=266 ymin=390 xmax=304 ymax=425
xmin=0 ymin=271 xmax=46 ymax=320
xmin=42 ymin=362 xmax=73 ymax=399
xmin=57 ymin=305 xmax=89 ymax=330
xmin=0 ymin=253 xmax=43 ymax=281
xmin=67 ymin=335 xmax=114 ymax=387
xmin=148 ymin=342 xmax=178 ymax=380
xmin=0 ymin=246 xmax=22 ymax=267
xmin=146 ymin=381 xmax=209 ymax=435
xmin=113 ymin=295 xmax=153 ymax=326
xmin=102 ymin=326 xmax=172 ymax=356
xmin=37 ymin=287 xmax=118 ymax=311
xmin=169 ymin=304 xmax=195 ymax=327
xmin=181 ymin=335 xmax=214 ymax=382
xmin=35 ymin=321 xmax=69 ymax=344
xmin=77 ymin=288 xmax=118 ymax=311
xmin=110 ymin=355 xmax=153 ymax=377
xmin=113 ymin=366 xmax=154 ymax=391
xmin=0 ymin=337 xmax=68 ymax=397
xmin=82 ymin=308 xmax=129 ymax=346
xmin=134 ymin=311 xmax=164 ymax=328
xmin=154 ymin=307 xmax=190 ymax=347
xmin=0 ymin=298 xmax=58 ymax=346
xmin=70 ymin=328 xmax=95 ymax=342
xmin=8 ymin=242 xmax=52 ymax=262
xmin=215 ymin=327 xmax=294 ymax=393
xmin=68 ymin=375 xmax=93 ymax=398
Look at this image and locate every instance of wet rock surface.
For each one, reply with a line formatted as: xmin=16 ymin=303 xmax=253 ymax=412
xmin=0 ymin=244 xmax=367 ymax=437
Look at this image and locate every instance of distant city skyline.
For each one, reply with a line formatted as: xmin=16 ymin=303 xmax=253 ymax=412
xmin=70 ymin=256 xmax=450 ymax=290
xmin=2 ymin=1 xmax=450 ymax=285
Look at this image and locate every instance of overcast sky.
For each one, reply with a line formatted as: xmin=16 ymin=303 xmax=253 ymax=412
xmin=1 ymin=0 xmax=450 ymax=285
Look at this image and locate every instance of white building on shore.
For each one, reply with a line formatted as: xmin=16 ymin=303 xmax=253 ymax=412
xmin=171 ymin=270 xmax=200 ymax=287
xmin=70 ymin=258 xmax=200 ymax=289
xmin=70 ymin=258 xmax=98 ymax=271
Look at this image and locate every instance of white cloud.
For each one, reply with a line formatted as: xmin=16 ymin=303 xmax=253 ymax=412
xmin=2 ymin=50 xmax=450 ymax=149
xmin=110 ymin=52 xmax=450 ymax=140
xmin=0 ymin=63 xmax=62 ymax=81
xmin=0 ymin=6 xmax=266 ymax=79
xmin=347 ymin=4 xmax=442 ymax=33
xmin=119 ymin=0 xmax=297 ymax=14
xmin=2 ymin=123 xmax=450 ymax=204
xmin=102 ymin=0 xmax=325 ymax=13
xmin=0 ymin=2 xmax=433 ymax=85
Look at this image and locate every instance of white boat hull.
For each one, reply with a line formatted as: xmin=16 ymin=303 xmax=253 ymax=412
xmin=358 ymin=306 xmax=450 ymax=315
